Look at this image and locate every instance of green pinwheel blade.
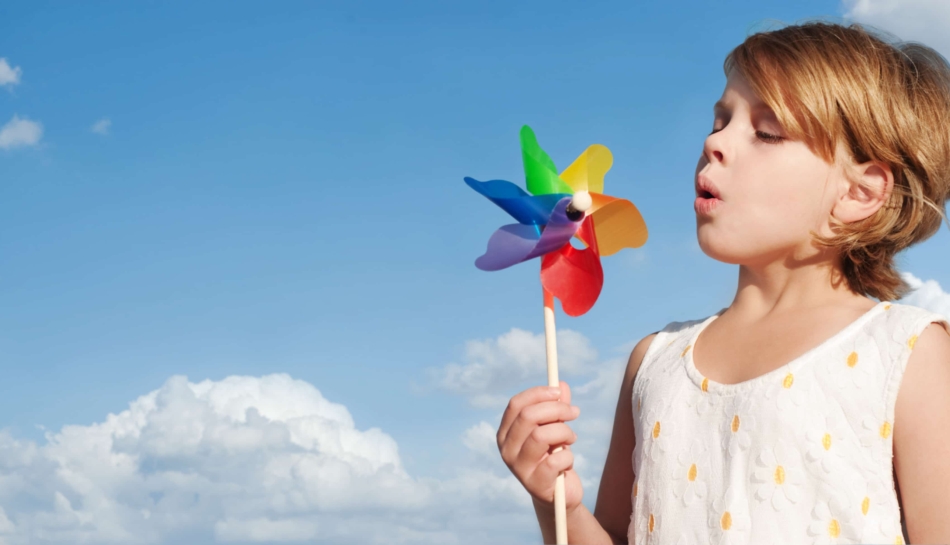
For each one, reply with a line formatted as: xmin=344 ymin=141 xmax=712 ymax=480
xmin=520 ymin=125 xmax=574 ymax=196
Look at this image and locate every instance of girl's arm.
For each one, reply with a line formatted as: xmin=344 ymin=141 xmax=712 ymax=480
xmin=893 ymin=322 xmax=950 ymax=543
xmin=591 ymin=333 xmax=657 ymax=543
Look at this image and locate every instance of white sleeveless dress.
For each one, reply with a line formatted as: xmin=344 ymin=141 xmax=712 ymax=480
xmin=627 ymin=302 xmax=948 ymax=545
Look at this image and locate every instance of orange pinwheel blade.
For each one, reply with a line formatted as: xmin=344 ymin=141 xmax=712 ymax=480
xmin=559 ymin=144 xmax=611 ymax=194
xmin=587 ymin=193 xmax=648 ymax=256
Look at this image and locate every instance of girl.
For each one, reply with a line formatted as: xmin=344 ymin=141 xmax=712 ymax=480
xmin=497 ymin=21 xmax=950 ymax=544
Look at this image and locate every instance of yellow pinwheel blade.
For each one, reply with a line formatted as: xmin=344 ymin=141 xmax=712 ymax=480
xmin=559 ymin=144 xmax=612 ymax=194
xmin=588 ymin=193 xmax=648 ymax=256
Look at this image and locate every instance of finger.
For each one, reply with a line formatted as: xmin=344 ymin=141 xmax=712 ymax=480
xmin=500 ymin=401 xmax=580 ymax=462
xmin=529 ymin=448 xmax=575 ymax=489
xmin=560 ymin=380 xmax=572 ymax=406
xmin=517 ymin=422 xmax=577 ymax=466
xmin=497 ymin=386 xmax=563 ymax=445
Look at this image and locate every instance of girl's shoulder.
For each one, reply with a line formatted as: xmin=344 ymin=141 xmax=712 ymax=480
xmin=866 ymin=301 xmax=949 ymax=350
xmin=877 ymin=300 xmax=948 ymax=324
xmin=654 ymin=310 xmax=723 ymax=337
xmin=636 ymin=311 xmax=722 ymax=373
xmin=649 ymin=308 xmax=726 ymax=345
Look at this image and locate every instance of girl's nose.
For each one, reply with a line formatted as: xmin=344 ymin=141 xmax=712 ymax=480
xmin=703 ymin=133 xmax=726 ymax=165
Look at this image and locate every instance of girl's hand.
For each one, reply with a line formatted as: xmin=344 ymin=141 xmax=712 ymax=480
xmin=496 ymin=381 xmax=583 ymax=512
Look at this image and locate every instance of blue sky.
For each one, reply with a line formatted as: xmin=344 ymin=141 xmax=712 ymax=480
xmin=2 ymin=1 xmax=949 ymax=543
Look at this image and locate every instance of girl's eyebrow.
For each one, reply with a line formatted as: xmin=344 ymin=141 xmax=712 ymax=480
xmin=713 ymin=100 xmax=775 ymax=115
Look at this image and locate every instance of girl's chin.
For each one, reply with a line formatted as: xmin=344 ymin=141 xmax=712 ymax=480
xmin=696 ymin=233 xmax=752 ymax=265
xmin=697 ymin=233 xmax=818 ymax=266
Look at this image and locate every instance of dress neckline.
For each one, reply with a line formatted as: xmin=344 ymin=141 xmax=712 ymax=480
xmin=683 ymin=301 xmax=888 ymax=395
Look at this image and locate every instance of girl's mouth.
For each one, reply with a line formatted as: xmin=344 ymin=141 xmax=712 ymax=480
xmin=694 ymin=193 xmax=723 ymax=215
xmin=695 ymin=174 xmax=722 ymax=215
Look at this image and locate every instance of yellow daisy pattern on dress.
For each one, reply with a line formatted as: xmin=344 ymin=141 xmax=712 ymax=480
xmin=805 ymin=415 xmax=851 ymax=474
xmin=850 ymin=474 xmax=889 ymax=542
xmin=663 ymin=334 xmax=694 ymax=378
xmin=706 ymin=485 xmax=752 ymax=545
xmin=721 ymin=395 xmax=756 ymax=457
xmin=807 ymin=492 xmax=861 ymax=544
xmin=633 ymin=493 xmax=662 ymax=545
xmin=643 ymin=408 xmax=678 ymax=463
xmin=860 ymin=404 xmax=893 ymax=446
xmin=824 ymin=331 xmax=877 ymax=389
xmin=764 ymin=371 xmax=807 ymax=411
xmin=671 ymin=439 xmax=709 ymax=506
xmin=684 ymin=373 xmax=719 ymax=415
xmin=751 ymin=438 xmax=806 ymax=511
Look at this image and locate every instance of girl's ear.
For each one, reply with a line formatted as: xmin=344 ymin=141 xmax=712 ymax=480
xmin=831 ymin=160 xmax=894 ymax=224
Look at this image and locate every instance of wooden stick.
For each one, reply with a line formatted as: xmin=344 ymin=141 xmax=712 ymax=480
xmin=543 ymin=289 xmax=567 ymax=545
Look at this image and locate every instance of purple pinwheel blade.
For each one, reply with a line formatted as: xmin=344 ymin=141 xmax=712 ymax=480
xmin=474 ymin=197 xmax=580 ymax=271
xmin=464 ymin=177 xmax=569 ymax=226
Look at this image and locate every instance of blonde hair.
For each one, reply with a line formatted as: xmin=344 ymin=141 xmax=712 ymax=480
xmin=724 ymin=20 xmax=950 ymax=301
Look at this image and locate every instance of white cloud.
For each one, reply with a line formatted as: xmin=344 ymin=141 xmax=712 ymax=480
xmin=901 ymin=272 xmax=950 ymax=317
xmin=843 ymin=0 xmax=950 ymax=56
xmin=461 ymin=421 xmax=498 ymax=462
xmin=0 ymin=326 xmax=642 ymax=544
xmin=0 ymin=374 xmax=549 ymax=545
xmin=0 ymin=58 xmax=21 ymax=88
xmin=430 ymin=325 xmax=628 ymax=488
xmin=0 ymin=115 xmax=42 ymax=150
xmin=443 ymin=325 xmax=634 ymax=498
xmin=214 ymin=517 xmax=318 ymax=543
xmin=91 ymin=118 xmax=111 ymax=135
xmin=429 ymin=328 xmax=598 ymax=407
xmin=572 ymin=356 xmax=627 ymax=404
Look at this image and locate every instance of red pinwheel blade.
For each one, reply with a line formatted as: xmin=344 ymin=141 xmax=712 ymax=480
xmin=540 ymin=217 xmax=603 ymax=316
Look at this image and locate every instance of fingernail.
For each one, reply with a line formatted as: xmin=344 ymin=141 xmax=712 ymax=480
xmin=548 ymin=387 xmax=561 ymax=396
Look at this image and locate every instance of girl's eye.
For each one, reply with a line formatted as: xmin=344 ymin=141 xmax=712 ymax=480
xmin=756 ymin=131 xmax=783 ymax=144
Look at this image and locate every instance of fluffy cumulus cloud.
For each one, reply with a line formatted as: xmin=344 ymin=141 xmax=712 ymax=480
xmin=0 ymin=374 xmax=543 ymax=545
xmin=90 ymin=118 xmax=111 ymax=135
xmin=0 ymin=324 xmax=634 ymax=544
xmin=0 ymin=115 xmax=42 ymax=150
xmin=0 ymin=58 xmax=21 ymax=88
xmin=432 ymin=327 xmax=632 ymax=494
xmin=428 ymin=327 xmax=600 ymax=408
xmin=843 ymin=0 xmax=950 ymax=55
xmin=901 ymin=272 xmax=950 ymax=316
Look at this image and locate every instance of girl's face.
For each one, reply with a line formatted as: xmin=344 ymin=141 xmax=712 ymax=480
xmin=694 ymin=70 xmax=847 ymax=267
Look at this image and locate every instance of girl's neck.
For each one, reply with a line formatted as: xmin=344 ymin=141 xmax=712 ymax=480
xmin=728 ymin=259 xmax=875 ymax=319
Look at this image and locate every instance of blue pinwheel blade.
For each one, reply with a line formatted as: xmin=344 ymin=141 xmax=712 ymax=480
xmin=464 ymin=177 xmax=569 ymax=226
xmin=474 ymin=196 xmax=580 ymax=271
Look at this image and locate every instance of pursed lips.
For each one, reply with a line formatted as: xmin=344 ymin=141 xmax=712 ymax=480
xmin=696 ymin=173 xmax=721 ymax=200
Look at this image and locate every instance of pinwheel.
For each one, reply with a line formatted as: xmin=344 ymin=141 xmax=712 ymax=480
xmin=465 ymin=125 xmax=648 ymax=315
xmin=464 ymin=125 xmax=648 ymax=544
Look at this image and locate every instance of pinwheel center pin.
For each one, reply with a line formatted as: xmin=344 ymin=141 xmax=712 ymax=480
xmin=565 ymin=190 xmax=592 ymax=222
